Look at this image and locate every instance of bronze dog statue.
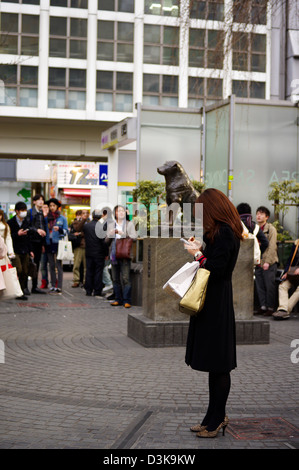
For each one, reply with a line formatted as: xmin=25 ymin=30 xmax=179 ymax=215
xmin=157 ymin=161 xmax=199 ymax=225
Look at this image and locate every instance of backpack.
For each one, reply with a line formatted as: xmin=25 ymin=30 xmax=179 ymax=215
xmin=241 ymin=221 xmax=261 ymax=265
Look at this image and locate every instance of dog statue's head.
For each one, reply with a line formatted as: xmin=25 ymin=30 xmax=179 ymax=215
xmin=157 ymin=161 xmax=184 ymax=176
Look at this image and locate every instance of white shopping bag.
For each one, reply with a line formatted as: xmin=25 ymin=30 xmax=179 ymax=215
xmin=57 ymin=237 xmax=74 ymax=261
xmin=0 ymin=257 xmax=23 ymax=300
xmin=163 ymin=261 xmax=199 ymax=300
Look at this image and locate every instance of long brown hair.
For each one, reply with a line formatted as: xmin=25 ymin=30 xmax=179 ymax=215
xmin=196 ymin=188 xmax=243 ymax=242
xmin=0 ymin=209 xmax=8 ymax=240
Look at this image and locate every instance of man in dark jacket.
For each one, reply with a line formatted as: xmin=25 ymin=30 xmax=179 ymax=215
xmin=26 ymin=194 xmax=47 ymax=294
xmin=8 ymin=201 xmax=34 ymax=299
xmin=83 ymin=209 xmax=109 ymax=297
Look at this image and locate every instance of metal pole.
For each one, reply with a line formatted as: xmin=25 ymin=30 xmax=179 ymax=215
xmin=136 ymin=102 xmax=141 ymax=183
xmin=228 ymin=94 xmax=235 ymax=201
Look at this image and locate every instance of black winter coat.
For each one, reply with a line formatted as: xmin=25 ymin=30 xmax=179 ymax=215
xmin=185 ymin=223 xmax=240 ymax=373
xmin=83 ymin=219 xmax=109 ymax=258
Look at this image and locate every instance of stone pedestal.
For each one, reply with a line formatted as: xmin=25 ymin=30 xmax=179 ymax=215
xmin=127 ymin=238 xmax=270 ymax=347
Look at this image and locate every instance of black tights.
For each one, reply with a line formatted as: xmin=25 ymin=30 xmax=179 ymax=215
xmin=201 ymin=372 xmax=231 ymax=431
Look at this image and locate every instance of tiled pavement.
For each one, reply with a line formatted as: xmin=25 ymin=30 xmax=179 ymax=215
xmin=0 ymin=271 xmax=298 ymax=451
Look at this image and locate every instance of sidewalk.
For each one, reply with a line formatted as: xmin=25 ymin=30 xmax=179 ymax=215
xmin=0 ymin=271 xmax=298 ymax=450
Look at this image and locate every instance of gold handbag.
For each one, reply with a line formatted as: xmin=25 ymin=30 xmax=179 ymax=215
xmin=179 ymin=268 xmax=210 ymax=316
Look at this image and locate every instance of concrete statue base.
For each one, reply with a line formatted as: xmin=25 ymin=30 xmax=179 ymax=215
xmin=127 ymin=238 xmax=270 ymax=347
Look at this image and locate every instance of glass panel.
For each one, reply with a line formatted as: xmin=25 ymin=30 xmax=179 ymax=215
xmin=189 ymin=29 xmax=205 ymax=48
xmin=98 ymin=21 xmax=114 ymax=40
xmin=143 ymin=45 xmax=160 ymax=64
xmin=51 ymin=0 xmax=67 ymax=5
xmin=0 ymin=36 xmax=18 ymax=55
xmin=190 ymin=1 xmax=206 ymax=19
xmin=251 ymin=54 xmax=266 ymax=72
xmin=189 ymin=49 xmax=204 ymax=67
xmin=144 ymin=25 xmax=160 ymax=44
xmin=49 ymin=38 xmax=66 ymax=57
xmin=115 ymin=93 xmax=132 ymax=111
xmin=1 ymin=13 xmax=18 ymax=33
xmin=97 ymin=71 xmax=113 ymax=89
xmin=117 ymin=44 xmax=133 ymax=62
xmin=21 ymin=66 xmax=38 ymax=85
xmin=207 ymin=78 xmax=222 ymax=97
xmin=21 ymin=36 xmax=39 ymax=55
xmin=69 ymin=69 xmax=86 ymax=88
xmin=161 ymin=96 xmax=178 ymax=107
xmin=143 ymin=95 xmax=159 ymax=106
xmin=208 ymin=50 xmax=223 ymax=69
xmin=19 ymin=88 xmax=37 ymax=107
xmin=233 ymin=52 xmax=248 ymax=70
xmin=98 ymin=0 xmax=114 ymax=10
xmin=188 ymin=98 xmax=204 ymax=108
xmin=0 ymin=65 xmax=17 ymax=85
xmin=144 ymin=0 xmax=161 ymax=15
xmin=162 ymin=75 xmax=178 ymax=94
xmin=233 ymin=104 xmax=298 ymax=236
xmin=205 ymin=104 xmax=230 ymax=193
xmin=49 ymin=68 xmax=66 ymax=87
xmin=48 ymin=89 xmax=66 ymax=108
xmin=50 ymin=17 xmax=67 ymax=36
xmin=207 ymin=1 xmax=224 ymax=21
xmin=71 ymin=18 xmax=87 ymax=38
xmin=68 ymin=90 xmax=86 ymax=109
xmin=23 ymin=0 xmax=40 ymax=4
xmin=250 ymin=81 xmax=265 ymax=99
xmin=96 ymin=92 xmax=113 ymax=111
xmin=143 ymin=74 xmax=159 ymax=93
xmin=163 ymin=47 xmax=179 ymax=66
xmin=118 ymin=0 xmax=134 ymax=13
xmin=232 ymin=80 xmax=248 ymax=97
xmin=164 ymin=27 xmax=179 ymax=46
xmin=70 ymin=39 xmax=87 ymax=59
xmin=97 ymin=42 xmax=114 ymax=60
xmin=251 ymin=34 xmax=266 ymax=52
xmin=188 ymin=77 xmax=204 ymax=96
xmin=116 ymin=72 xmax=132 ymax=91
xmin=118 ymin=22 xmax=133 ymax=41
xmin=2 ymin=88 xmax=17 ymax=106
xmin=163 ymin=0 xmax=179 ymax=17
xmin=71 ymin=0 xmax=88 ymax=8
xmin=22 ymin=15 xmax=39 ymax=34
xmin=251 ymin=2 xmax=267 ymax=24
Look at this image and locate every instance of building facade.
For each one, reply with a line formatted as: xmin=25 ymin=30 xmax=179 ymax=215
xmin=0 ymin=0 xmax=297 ymax=211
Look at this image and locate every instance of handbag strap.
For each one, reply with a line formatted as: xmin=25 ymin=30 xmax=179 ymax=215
xmin=288 ymin=241 xmax=299 ymax=273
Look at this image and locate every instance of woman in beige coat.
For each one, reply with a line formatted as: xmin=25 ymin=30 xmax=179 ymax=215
xmin=0 ymin=210 xmax=14 ymax=258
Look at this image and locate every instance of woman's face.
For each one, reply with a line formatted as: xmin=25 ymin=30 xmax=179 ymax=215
xmin=49 ymin=202 xmax=58 ymax=212
xmin=116 ymin=206 xmax=126 ymax=220
xmin=0 ymin=213 xmax=2 ymax=221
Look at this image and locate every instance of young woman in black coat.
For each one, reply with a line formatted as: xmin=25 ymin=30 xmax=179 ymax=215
xmin=184 ymin=188 xmax=243 ymax=438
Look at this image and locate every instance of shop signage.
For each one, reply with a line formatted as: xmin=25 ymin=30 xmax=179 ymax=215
xmin=57 ymin=162 xmax=101 ymax=188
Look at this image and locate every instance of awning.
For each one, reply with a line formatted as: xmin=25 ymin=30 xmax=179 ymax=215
xmin=63 ymin=188 xmax=91 ymax=197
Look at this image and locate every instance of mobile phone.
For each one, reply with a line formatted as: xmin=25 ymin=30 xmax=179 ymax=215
xmin=180 ymin=238 xmax=192 ymax=245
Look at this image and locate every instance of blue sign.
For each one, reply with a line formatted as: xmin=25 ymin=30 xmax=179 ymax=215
xmin=99 ymin=164 xmax=108 ymax=186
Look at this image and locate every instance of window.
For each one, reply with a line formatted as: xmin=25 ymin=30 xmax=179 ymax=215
xmin=144 ymin=25 xmax=179 ymax=66
xmin=232 ymin=80 xmax=265 ymax=99
xmin=143 ymin=74 xmax=178 ymax=107
xmin=48 ymin=68 xmax=86 ymax=109
xmin=232 ymin=32 xmax=266 ymax=72
xmin=49 ymin=17 xmax=87 ymax=59
xmin=190 ymin=0 xmax=224 ymax=21
xmin=97 ymin=21 xmax=134 ymax=62
xmin=50 ymin=0 xmax=88 ymax=7
xmin=0 ymin=64 xmax=38 ymax=107
xmin=98 ymin=0 xmax=134 ymax=12
xmin=233 ymin=0 xmax=267 ymax=25
xmin=188 ymin=77 xmax=223 ymax=108
xmin=3 ymin=1 xmax=40 ymax=4
xmin=0 ymin=13 xmax=39 ymax=56
xmin=189 ymin=29 xmax=224 ymax=69
xmin=144 ymin=0 xmax=179 ymax=17
xmin=96 ymin=71 xmax=133 ymax=112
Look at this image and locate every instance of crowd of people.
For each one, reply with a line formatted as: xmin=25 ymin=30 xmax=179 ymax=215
xmin=0 ymin=195 xmax=137 ymax=308
xmin=0 ymin=193 xmax=298 ymax=318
